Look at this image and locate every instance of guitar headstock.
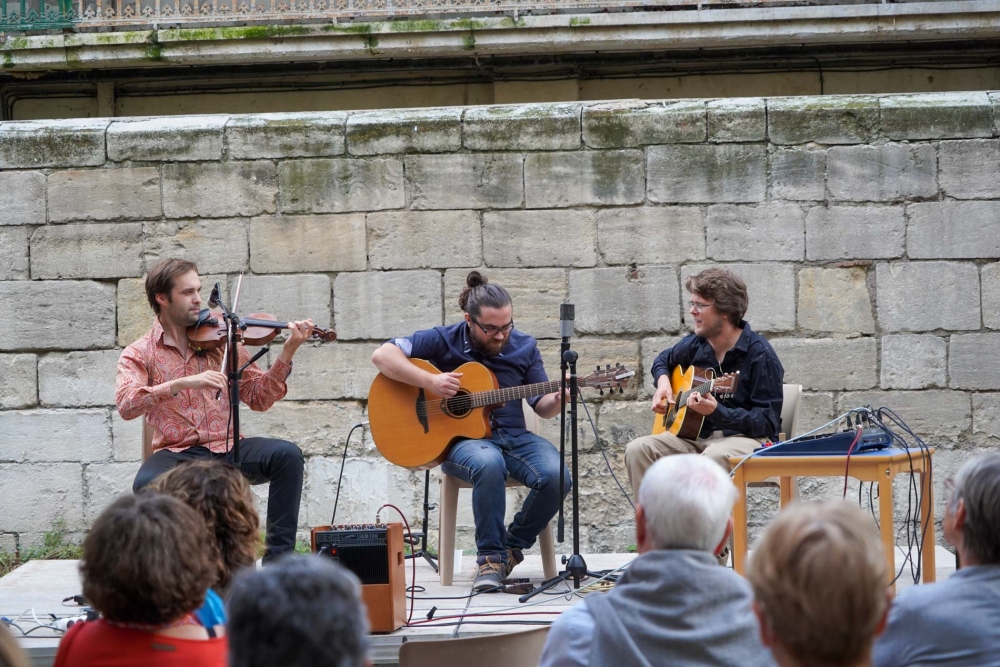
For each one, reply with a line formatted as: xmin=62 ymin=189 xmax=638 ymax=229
xmin=579 ymin=363 xmax=635 ymax=395
xmin=711 ymin=371 xmax=740 ymax=398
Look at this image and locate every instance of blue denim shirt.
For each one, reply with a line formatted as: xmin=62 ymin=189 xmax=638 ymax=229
xmin=392 ymin=322 xmax=549 ymax=436
xmin=650 ymin=322 xmax=784 ymax=441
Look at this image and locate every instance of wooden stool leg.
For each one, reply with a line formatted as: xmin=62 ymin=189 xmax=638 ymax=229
xmin=538 ymin=521 xmax=557 ymax=580
xmin=878 ymin=475 xmax=897 ymax=595
xmin=732 ymin=468 xmax=749 ymax=576
xmin=779 ymin=477 xmax=794 ymax=507
xmin=438 ymin=476 xmax=460 ymax=586
xmin=920 ymin=467 xmax=937 ymax=583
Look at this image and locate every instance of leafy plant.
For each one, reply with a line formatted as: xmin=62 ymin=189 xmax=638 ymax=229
xmin=0 ymin=520 xmax=84 ymax=578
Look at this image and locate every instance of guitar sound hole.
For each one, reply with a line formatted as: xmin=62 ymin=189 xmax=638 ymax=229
xmin=441 ymin=391 xmax=473 ymax=418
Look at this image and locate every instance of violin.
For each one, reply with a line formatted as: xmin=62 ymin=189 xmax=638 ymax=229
xmin=187 ymin=309 xmax=337 ymax=352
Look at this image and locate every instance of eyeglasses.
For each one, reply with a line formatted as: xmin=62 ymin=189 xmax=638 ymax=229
xmin=689 ymin=301 xmax=713 ymax=312
xmin=470 ymin=316 xmax=514 ymax=336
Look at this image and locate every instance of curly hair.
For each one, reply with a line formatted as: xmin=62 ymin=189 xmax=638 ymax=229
xmin=81 ymin=493 xmax=215 ymax=625
xmin=150 ymin=460 xmax=261 ymax=592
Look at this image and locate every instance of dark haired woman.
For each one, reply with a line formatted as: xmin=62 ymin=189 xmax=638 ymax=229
xmin=53 ymin=493 xmax=226 ymax=667
xmin=371 ymin=270 xmax=571 ymax=592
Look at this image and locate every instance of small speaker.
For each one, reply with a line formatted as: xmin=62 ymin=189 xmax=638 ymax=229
xmin=311 ymin=523 xmax=406 ymax=633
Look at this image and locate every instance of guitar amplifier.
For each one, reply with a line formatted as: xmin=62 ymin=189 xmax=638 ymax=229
xmin=310 ymin=523 xmax=406 ymax=633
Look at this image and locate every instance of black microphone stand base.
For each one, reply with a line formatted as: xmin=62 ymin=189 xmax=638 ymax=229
xmin=518 ymin=555 xmax=607 ymax=603
xmin=404 ymin=469 xmax=439 ymax=573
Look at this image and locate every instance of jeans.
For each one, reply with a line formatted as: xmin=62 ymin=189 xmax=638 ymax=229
xmin=441 ymin=429 xmax=571 ymax=559
xmin=133 ymin=437 xmax=304 ymax=563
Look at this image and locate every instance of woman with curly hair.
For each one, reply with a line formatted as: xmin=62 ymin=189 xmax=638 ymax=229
xmin=150 ymin=460 xmax=261 ymax=626
xmin=53 ymin=493 xmax=226 ymax=667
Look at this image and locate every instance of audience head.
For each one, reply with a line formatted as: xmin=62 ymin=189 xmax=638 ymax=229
xmin=636 ymin=454 xmax=736 ymax=555
xmin=945 ymin=452 xmax=1000 ymax=566
xmin=150 ymin=460 xmax=261 ymax=592
xmin=81 ymin=493 xmax=215 ymax=626
xmin=747 ymin=502 xmax=888 ymax=667
xmin=0 ymin=623 xmax=28 ymax=667
xmin=227 ymin=555 xmax=370 ymax=667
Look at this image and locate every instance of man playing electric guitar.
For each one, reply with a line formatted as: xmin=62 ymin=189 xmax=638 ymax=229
xmin=624 ymin=268 xmax=784 ymax=498
xmin=371 ymin=271 xmax=570 ymax=592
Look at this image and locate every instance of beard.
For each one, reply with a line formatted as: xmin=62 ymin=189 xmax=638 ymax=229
xmin=694 ymin=315 xmax=724 ymax=340
xmin=469 ymin=329 xmax=509 ymax=358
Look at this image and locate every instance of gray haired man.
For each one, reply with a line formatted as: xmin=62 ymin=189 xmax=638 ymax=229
xmin=874 ymin=452 xmax=1000 ymax=667
xmin=538 ymin=454 xmax=775 ymax=667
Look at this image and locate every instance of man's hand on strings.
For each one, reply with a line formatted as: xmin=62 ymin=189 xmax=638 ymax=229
xmin=651 ymin=382 xmax=675 ymax=414
xmin=279 ymin=319 xmax=315 ymax=360
xmin=427 ymin=371 xmax=463 ymax=398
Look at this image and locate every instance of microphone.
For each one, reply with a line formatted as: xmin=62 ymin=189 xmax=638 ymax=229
xmin=209 ymin=282 xmax=222 ymax=308
xmin=559 ymin=303 xmax=575 ymax=340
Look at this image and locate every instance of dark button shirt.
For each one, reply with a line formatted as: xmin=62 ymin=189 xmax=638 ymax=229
xmin=392 ymin=322 xmax=549 ymax=436
xmin=650 ymin=322 xmax=784 ymax=441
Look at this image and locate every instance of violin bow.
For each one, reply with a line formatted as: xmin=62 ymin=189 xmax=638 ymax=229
xmin=217 ymin=272 xmax=244 ymax=400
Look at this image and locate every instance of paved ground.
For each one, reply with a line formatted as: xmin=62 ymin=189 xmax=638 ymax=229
xmin=2 ymin=547 xmax=956 ymax=667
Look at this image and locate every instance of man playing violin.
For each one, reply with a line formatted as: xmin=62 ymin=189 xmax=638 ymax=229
xmin=624 ymin=268 xmax=784 ymax=507
xmin=371 ymin=270 xmax=570 ymax=592
xmin=116 ymin=258 xmax=313 ymax=562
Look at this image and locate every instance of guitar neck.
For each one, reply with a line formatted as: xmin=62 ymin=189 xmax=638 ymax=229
xmin=677 ymin=379 xmax=714 ymax=406
xmin=469 ymin=380 xmax=562 ymax=408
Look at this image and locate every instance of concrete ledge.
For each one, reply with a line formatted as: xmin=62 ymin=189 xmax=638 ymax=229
xmin=4 ymin=1 xmax=1000 ymax=71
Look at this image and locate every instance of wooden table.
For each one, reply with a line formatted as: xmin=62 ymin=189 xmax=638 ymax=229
xmin=729 ymin=446 xmax=936 ymax=594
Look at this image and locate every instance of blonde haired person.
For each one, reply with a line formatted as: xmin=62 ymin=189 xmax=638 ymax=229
xmin=0 ymin=624 xmax=29 ymax=667
xmin=748 ymin=502 xmax=890 ymax=667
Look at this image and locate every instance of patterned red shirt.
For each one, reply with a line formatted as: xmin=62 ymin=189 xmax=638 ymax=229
xmin=116 ymin=318 xmax=291 ymax=454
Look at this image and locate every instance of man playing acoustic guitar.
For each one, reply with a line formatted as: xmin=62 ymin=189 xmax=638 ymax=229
xmin=371 ymin=271 xmax=570 ymax=592
xmin=624 ymin=268 xmax=784 ymax=503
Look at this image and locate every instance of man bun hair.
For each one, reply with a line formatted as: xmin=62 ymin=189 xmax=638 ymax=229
xmin=458 ymin=270 xmax=512 ymax=318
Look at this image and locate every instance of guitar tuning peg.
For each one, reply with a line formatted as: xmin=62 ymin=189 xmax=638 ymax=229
xmin=605 ymin=363 xmax=611 ymax=370
xmin=615 ymin=362 xmax=621 ymax=367
xmin=599 ymin=388 xmax=604 ymax=396
xmin=618 ymin=387 xmax=624 ymax=395
xmin=596 ymin=365 xmax=601 ymax=372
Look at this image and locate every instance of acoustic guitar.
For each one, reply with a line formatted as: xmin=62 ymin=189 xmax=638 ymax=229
xmin=651 ymin=366 xmax=740 ymax=439
xmin=369 ymin=359 xmax=635 ymax=470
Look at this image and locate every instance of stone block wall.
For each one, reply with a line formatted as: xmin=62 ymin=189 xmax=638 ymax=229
xmin=1 ymin=92 xmax=998 ymax=553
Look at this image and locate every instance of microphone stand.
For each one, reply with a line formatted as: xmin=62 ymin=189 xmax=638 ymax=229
xmin=213 ymin=282 xmax=269 ymax=470
xmin=521 ymin=307 xmax=605 ymax=603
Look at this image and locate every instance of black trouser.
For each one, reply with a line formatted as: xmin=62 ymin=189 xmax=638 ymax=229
xmin=133 ymin=437 xmax=304 ymax=563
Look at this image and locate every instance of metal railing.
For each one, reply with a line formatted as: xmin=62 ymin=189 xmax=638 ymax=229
xmin=1 ymin=0 xmax=74 ymax=31
xmin=1 ymin=0 xmax=740 ymax=33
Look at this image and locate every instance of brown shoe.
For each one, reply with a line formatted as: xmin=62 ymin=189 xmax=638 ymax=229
xmin=505 ymin=547 xmax=524 ymax=577
xmin=473 ymin=555 xmax=505 ymax=592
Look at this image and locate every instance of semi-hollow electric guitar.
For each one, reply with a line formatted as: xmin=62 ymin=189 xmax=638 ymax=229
xmin=369 ymin=359 xmax=635 ymax=470
xmin=651 ymin=366 xmax=740 ymax=440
